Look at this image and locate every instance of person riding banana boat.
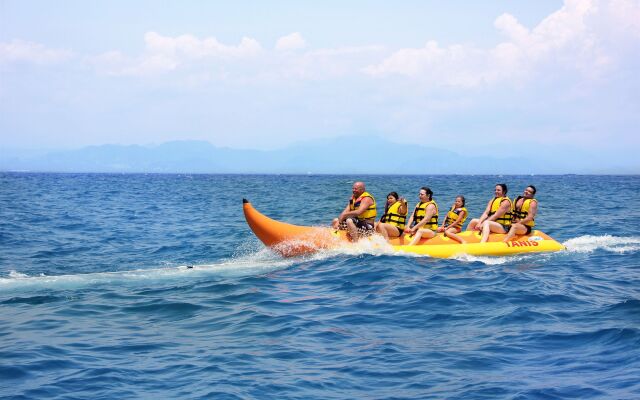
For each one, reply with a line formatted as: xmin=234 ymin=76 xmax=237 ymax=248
xmin=437 ymin=195 xmax=468 ymax=244
xmin=503 ymin=185 xmax=538 ymax=242
xmin=375 ymin=191 xmax=408 ymax=240
xmin=404 ymin=187 xmax=439 ymax=246
xmin=466 ymin=184 xmax=513 ymax=243
xmin=332 ymin=181 xmax=376 ymax=242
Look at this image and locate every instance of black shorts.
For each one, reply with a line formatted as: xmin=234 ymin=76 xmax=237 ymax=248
xmin=379 ymin=220 xmax=403 ymax=236
xmin=340 ymin=218 xmax=374 ymax=234
xmin=385 ymin=225 xmax=402 ymax=237
xmin=499 ymin=224 xmax=511 ymax=233
xmin=511 ymin=224 xmax=533 ymax=234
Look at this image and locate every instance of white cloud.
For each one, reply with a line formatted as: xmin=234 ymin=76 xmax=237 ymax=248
xmin=275 ymin=32 xmax=306 ymax=51
xmin=89 ymin=50 xmax=178 ymax=76
xmin=494 ymin=13 xmax=529 ymax=44
xmin=92 ymin=32 xmax=263 ymax=76
xmin=144 ymin=31 xmax=262 ymax=59
xmin=607 ymin=0 xmax=640 ymax=37
xmin=278 ymin=45 xmax=385 ymax=80
xmin=86 ymin=0 xmax=639 ymax=84
xmin=0 ymin=39 xmax=73 ymax=65
xmin=363 ymin=41 xmax=486 ymax=87
xmin=364 ymin=0 xmax=639 ymax=86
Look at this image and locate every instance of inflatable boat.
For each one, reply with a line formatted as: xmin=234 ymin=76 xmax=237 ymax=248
xmin=243 ymin=199 xmax=565 ymax=258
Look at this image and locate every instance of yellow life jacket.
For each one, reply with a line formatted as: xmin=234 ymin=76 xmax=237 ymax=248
xmin=412 ymin=200 xmax=438 ymax=230
xmin=512 ymin=196 xmax=537 ymax=227
xmin=488 ymin=196 xmax=513 ymax=226
xmin=444 ymin=206 xmax=468 ymax=229
xmin=349 ymin=191 xmax=377 ymax=221
xmin=381 ymin=200 xmax=407 ymax=230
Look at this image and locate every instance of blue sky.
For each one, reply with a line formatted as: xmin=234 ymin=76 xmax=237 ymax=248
xmin=1 ymin=0 xmax=639 ymax=169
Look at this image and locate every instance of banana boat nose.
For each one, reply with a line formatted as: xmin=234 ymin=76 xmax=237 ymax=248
xmin=243 ymin=199 xmax=335 ymax=257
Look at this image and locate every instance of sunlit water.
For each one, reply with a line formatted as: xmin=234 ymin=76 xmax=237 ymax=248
xmin=1 ymin=173 xmax=639 ymax=399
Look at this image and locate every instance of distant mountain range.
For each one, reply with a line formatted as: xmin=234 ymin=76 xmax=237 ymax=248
xmin=0 ymin=137 xmax=636 ymax=174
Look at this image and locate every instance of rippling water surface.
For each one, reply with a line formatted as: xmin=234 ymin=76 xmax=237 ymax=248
xmin=1 ymin=173 xmax=639 ymax=399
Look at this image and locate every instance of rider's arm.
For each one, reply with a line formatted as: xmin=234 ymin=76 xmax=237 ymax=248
xmin=519 ymin=201 xmax=537 ymax=225
xmin=398 ymin=199 xmax=408 ymax=215
xmin=404 ymin=205 xmax=415 ymax=231
xmin=488 ymin=199 xmax=511 ymax=221
xmin=447 ymin=210 xmax=466 ymax=229
xmin=342 ymin=197 xmax=373 ymax=219
xmin=477 ymin=201 xmax=492 ymax=224
xmin=337 ymin=203 xmax=352 ymax=222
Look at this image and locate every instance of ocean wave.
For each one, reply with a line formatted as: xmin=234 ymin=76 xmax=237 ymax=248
xmin=564 ymin=235 xmax=640 ymax=254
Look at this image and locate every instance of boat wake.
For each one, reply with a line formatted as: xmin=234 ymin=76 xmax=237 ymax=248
xmin=0 ymin=244 xmax=295 ymax=294
xmin=564 ymin=235 xmax=640 ymax=254
xmin=448 ymin=253 xmax=538 ymax=265
xmin=272 ymin=234 xmax=640 ymax=265
xmin=5 ymin=235 xmax=635 ymax=294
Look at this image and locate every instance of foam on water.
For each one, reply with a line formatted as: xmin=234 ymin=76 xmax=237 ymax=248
xmin=331 ymin=234 xmax=397 ymax=256
xmin=0 ymin=247 xmax=296 ymax=293
xmin=271 ymin=235 xmax=555 ymax=266
xmin=260 ymin=232 xmax=573 ymax=266
xmin=304 ymin=234 xmax=640 ymax=263
xmin=564 ymin=235 xmax=640 ymax=254
xmin=451 ymin=254 xmax=517 ymax=265
xmin=5 ymin=233 xmax=603 ymax=294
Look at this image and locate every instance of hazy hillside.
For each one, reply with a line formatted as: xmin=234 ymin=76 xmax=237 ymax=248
xmin=1 ymin=137 xmax=636 ymax=174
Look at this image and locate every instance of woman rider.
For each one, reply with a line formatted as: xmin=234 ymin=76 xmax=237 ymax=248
xmin=467 ymin=183 xmax=513 ymax=243
xmin=375 ymin=192 xmax=408 ymax=240
xmin=404 ymin=187 xmax=439 ymax=246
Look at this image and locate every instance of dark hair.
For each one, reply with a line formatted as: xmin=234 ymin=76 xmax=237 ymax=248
xmin=456 ymin=195 xmax=466 ymax=207
xmin=421 ymin=186 xmax=433 ymax=200
xmin=496 ymin=183 xmax=508 ymax=195
xmin=527 ymin=185 xmax=537 ymax=195
xmin=387 ymin=192 xmax=399 ymax=201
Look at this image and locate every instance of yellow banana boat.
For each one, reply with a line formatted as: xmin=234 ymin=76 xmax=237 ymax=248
xmin=243 ymin=199 xmax=565 ymax=258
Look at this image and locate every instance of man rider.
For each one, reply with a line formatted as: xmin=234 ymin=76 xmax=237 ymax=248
xmin=503 ymin=185 xmax=538 ymax=242
xmin=332 ymin=181 xmax=377 ymax=241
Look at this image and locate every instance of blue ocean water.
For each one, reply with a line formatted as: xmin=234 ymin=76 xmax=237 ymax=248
xmin=1 ymin=173 xmax=639 ymax=399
